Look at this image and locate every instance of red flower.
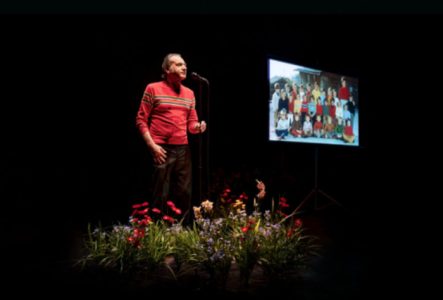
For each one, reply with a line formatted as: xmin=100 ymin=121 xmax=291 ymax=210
xmin=241 ymin=226 xmax=249 ymax=233
xmin=166 ymin=201 xmax=176 ymax=208
xmin=173 ymin=208 xmax=182 ymax=215
xmin=294 ymin=218 xmax=303 ymax=228
xmin=132 ymin=202 xmax=148 ymax=209
xmin=132 ymin=201 xmax=149 ymax=211
xmin=152 ymin=208 xmax=161 ymax=214
xmin=132 ymin=228 xmax=145 ymax=238
xmin=279 ymin=202 xmax=290 ymax=208
xmin=138 ymin=219 xmax=149 ymax=226
xmin=137 ymin=208 xmax=149 ymax=215
xmin=240 ymin=192 xmax=249 ymax=200
xmin=163 ymin=215 xmax=175 ymax=223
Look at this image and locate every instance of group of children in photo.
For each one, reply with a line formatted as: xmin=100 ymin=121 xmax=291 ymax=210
xmin=271 ymin=76 xmax=357 ymax=144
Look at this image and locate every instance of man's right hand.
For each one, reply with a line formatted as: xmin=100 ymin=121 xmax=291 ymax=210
xmin=150 ymin=144 xmax=167 ymax=165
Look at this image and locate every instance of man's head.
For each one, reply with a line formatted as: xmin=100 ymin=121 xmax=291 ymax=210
xmin=162 ymin=53 xmax=187 ymax=82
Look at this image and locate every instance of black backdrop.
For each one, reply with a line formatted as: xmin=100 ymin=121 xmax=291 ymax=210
xmin=2 ymin=14 xmax=376 ymax=225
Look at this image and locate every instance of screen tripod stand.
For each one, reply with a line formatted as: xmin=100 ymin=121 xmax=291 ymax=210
xmin=294 ymin=146 xmax=343 ymax=214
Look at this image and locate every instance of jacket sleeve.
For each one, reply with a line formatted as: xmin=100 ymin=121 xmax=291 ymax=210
xmin=136 ymin=85 xmax=153 ymax=136
xmin=187 ymin=98 xmax=200 ymax=134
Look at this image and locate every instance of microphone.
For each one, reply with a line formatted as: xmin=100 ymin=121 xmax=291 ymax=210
xmin=191 ymin=72 xmax=209 ymax=84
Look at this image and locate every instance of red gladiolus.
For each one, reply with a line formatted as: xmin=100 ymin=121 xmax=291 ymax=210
xmin=137 ymin=208 xmax=149 ymax=215
xmin=138 ymin=219 xmax=148 ymax=226
xmin=133 ymin=228 xmax=145 ymax=238
xmin=163 ymin=215 xmax=175 ymax=223
xmin=294 ymin=218 xmax=303 ymax=227
xmin=166 ymin=201 xmax=176 ymax=208
xmin=173 ymin=208 xmax=182 ymax=215
xmin=132 ymin=201 xmax=149 ymax=209
xmin=152 ymin=208 xmax=161 ymax=214
xmin=280 ymin=202 xmax=290 ymax=208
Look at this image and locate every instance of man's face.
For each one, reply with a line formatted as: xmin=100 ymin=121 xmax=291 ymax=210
xmin=166 ymin=55 xmax=187 ymax=81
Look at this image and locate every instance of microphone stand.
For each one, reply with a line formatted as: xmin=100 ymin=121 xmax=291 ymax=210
xmin=195 ymin=77 xmax=210 ymax=204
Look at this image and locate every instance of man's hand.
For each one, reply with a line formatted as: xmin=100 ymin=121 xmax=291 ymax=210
xmin=195 ymin=121 xmax=207 ymax=133
xmin=150 ymin=144 xmax=167 ymax=165
xmin=256 ymin=179 xmax=266 ymax=199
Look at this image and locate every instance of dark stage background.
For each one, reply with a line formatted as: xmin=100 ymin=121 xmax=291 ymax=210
xmin=1 ymin=13 xmax=439 ymax=298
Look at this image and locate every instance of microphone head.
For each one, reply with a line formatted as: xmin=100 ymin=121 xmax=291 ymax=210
xmin=191 ymin=72 xmax=209 ymax=84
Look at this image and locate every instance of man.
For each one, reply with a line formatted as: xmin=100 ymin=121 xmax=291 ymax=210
xmin=136 ymin=53 xmax=207 ymax=224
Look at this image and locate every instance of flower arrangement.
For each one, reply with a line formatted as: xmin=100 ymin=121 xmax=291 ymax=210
xmin=77 ymin=180 xmax=319 ymax=289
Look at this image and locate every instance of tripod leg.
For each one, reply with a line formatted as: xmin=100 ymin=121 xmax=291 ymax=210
xmin=316 ymin=189 xmax=343 ymax=209
xmin=294 ymin=189 xmax=316 ymax=213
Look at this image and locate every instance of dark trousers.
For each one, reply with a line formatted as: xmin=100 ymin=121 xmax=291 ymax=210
xmin=151 ymin=144 xmax=192 ymax=224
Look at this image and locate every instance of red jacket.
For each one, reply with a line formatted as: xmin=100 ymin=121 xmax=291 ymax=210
xmin=136 ymin=81 xmax=200 ymax=145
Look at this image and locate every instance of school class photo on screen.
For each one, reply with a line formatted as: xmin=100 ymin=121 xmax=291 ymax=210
xmin=269 ymin=58 xmax=359 ymax=147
